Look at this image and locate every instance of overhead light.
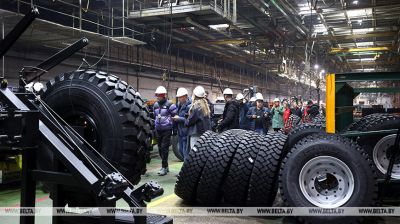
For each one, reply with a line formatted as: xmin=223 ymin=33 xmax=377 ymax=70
xmin=314 ymin=64 xmax=319 ymax=70
xmin=352 ymin=0 xmax=359 ymax=5
xmin=357 ymin=19 xmax=363 ymax=25
xmin=321 ymin=69 xmax=325 ymax=73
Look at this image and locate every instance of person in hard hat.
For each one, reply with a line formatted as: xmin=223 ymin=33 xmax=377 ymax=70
xmin=247 ymin=93 xmax=269 ymax=134
xmin=217 ymin=88 xmax=239 ymax=132
xmin=185 ymin=86 xmax=211 ymax=149
xmin=153 ymin=86 xmax=177 ymax=176
xmin=270 ymin=97 xmax=284 ymax=132
xmin=172 ymin=87 xmax=192 ymax=161
xmin=248 ymin=96 xmax=256 ymax=108
xmin=236 ymin=93 xmax=250 ymax=130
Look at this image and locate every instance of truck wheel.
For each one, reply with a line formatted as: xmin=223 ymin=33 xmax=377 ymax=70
xmin=246 ymin=132 xmax=287 ymax=206
xmin=357 ymin=115 xmax=400 ymax=179
xmin=171 ymin=135 xmax=183 ymax=161
xmin=347 ymin=113 xmax=396 ymax=131
xmin=280 ymin=133 xmax=377 ymax=224
xmin=196 ymin=129 xmax=247 ymax=205
xmin=174 ymin=131 xmax=218 ymax=203
xmin=39 ymin=70 xmax=153 ymax=206
xmin=286 ymin=123 xmax=325 ymax=151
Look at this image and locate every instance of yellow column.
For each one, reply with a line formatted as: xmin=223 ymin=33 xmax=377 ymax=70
xmin=326 ymin=74 xmax=335 ymax=134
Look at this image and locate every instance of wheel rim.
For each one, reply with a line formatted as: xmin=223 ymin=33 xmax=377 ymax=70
xmin=373 ymin=134 xmax=400 ymax=179
xmin=299 ymin=156 xmax=354 ymax=208
xmin=65 ymin=112 xmax=101 ymax=149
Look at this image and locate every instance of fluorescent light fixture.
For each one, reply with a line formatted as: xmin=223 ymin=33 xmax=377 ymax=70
xmin=208 ymin=24 xmax=229 ymax=29
xmin=314 ymin=64 xmax=319 ymax=69
xmin=353 ymin=0 xmax=359 ymax=5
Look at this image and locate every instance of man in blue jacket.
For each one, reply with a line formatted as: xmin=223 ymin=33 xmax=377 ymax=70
xmin=153 ymin=86 xmax=178 ymax=176
xmin=172 ymin=87 xmax=191 ymax=162
xmin=247 ymin=93 xmax=269 ymax=134
xmin=236 ymin=93 xmax=250 ymax=130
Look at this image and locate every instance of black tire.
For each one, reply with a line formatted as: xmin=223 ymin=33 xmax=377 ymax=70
xmin=246 ymin=132 xmax=287 ymax=206
xmin=171 ymin=135 xmax=183 ymax=161
xmin=286 ymin=123 xmax=325 ymax=151
xmin=280 ymin=133 xmax=378 ymax=224
xmin=312 ymin=114 xmax=325 ymax=124
xmin=195 ymin=129 xmax=247 ymax=205
xmin=222 ymin=132 xmax=265 ymax=206
xmin=40 ymin=70 xmax=152 ymax=205
xmin=357 ymin=115 xmax=400 ymax=179
xmin=347 ymin=113 xmax=395 ymax=131
xmin=174 ymin=131 xmax=218 ymax=203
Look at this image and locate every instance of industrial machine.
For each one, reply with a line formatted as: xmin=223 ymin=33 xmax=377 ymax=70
xmin=0 ymin=8 xmax=171 ymax=224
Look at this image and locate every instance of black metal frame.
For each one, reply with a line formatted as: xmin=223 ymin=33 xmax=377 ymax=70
xmin=0 ymin=7 xmax=171 ymax=224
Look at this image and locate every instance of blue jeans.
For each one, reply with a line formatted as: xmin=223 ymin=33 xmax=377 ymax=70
xmin=255 ymin=128 xmax=266 ymax=135
xmin=178 ymin=135 xmax=188 ymax=161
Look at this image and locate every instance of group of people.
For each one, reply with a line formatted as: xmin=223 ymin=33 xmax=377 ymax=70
xmin=153 ymin=85 xmax=212 ymax=176
xmin=152 ymin=84 xmax=319 ymax=176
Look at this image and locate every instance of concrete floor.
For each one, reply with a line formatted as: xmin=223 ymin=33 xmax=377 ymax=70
xmin=0 ymin=149 xmax=399 ymax=224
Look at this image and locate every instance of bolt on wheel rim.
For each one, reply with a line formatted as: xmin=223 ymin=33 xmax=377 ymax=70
xmin=373 ymin=134 xmax=400 ymax=179
xmin=299 ymin=156 xmax=354 ymax=208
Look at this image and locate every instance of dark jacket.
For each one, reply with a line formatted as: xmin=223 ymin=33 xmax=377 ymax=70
xmin=219 ymin=100 xmax=240 ymax=132
xmin=153 ymin=100 xmax=178 ymax=131
xmin=247 ymin=106 xmax=270 ymax=132
xmin=185 ymin=104 xmax=211 ymax=136
xmin=291 ymin=107 xmax=302 ymax=118
xmin=239 ymin=102 xmax=250 ymax=129
xmin=175 ymin=99 xmax=192 ymax=137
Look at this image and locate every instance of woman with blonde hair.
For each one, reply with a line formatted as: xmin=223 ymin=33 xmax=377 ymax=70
xmin=185 ymin=86 xmax=212 ymax=151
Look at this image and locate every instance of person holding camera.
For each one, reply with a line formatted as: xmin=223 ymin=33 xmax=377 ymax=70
xmin=247 ymin=93 xmax=269 ymax=134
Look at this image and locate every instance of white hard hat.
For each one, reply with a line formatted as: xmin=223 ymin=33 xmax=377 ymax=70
xmin=236 ymin=93 xmax=244 ymax=101
xmin=193 ymin=86 xmax=205 ymax=98
xmin=155 ymin=86 xmax=167 ymax=94
xmin=274 ymin=97 xmax=280 ymax=102
xmin=249 ymin=97 xmax=256 ymax=102
xmin=176 ymin=87 xmax=188 ymax=97
xmin=255 ymin=93 xmax=264 ymax=101
xmin=223 ymin=88 xmax=233 ymax=95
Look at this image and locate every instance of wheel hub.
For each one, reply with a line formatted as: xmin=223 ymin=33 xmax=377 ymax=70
xmin=299 ymin=156 xmax=354 ymax=208
xmin=373 ymin=134 xmax=400 ymax=179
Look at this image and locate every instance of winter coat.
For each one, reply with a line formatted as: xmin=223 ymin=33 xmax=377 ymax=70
xmin=219 ymin=100 xmax=240 ymax=132
xmin=185 ymin=104 xmax=211 ymax=136
xmin=239 ymin=102 xmax=250 ymax=129
xmin=270 ymin=105 xmax=285 ymax=129
xmin=153 ymin=100 xmax=178 ymax=131
xmin=291 ymin=107 xmax=302 ymax=118
xmin=175 ymin=99 xmax=192 ymax=136
xmin=246 ymin=106 xmax=269 ymax=132
xmin=283 ymin=107 xmax=291 ymax=123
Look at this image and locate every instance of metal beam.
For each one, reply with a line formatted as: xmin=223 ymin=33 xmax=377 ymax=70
xmin=300 ymin=31 xmax=397 ymax=42
xmin=336 ymin=72 xmax=400 ymax=82
xmin=330 ymin=46 xmax=392 ymax=54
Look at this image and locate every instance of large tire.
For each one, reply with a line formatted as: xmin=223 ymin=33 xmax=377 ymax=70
xmin=40 ymin=70 xmax=152 ymax=205
xmin=286 ymin=123 xmax=325 ymax=151
xmin=171 ymin=135 xmax=183 ymax=161
xmin=279 ymin=133 xmax=378 ymax=224
xmin=222 ymin=132 xmax=265 ymax=206
xmin=357 ymin=115 xmax=400 ymax=179
xmin=347 ymin=113 xmax=396 ymax=131
xmin=246 ymin=132 xmax=287 ymax=206
xmin=196 ymin=129 xmax=247 ymax=205
xmin=174 ymin=131 xmax=218 ymax=203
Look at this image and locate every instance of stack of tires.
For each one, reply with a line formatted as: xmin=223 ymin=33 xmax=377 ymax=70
xmin=175 ymin=129 xmax=287 ymax=206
